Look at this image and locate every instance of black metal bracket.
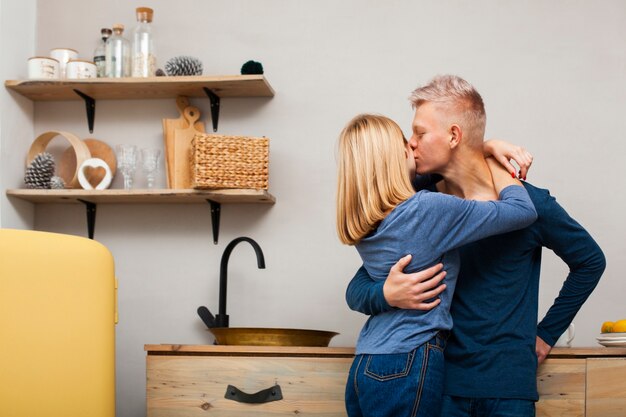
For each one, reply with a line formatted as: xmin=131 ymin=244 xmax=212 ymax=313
xmin=78 ymin=199 xmax=97 ymax=240
xmin=207 ymin=199 xmax=221 ymax=244
xmin=73 ymin=89 xmax=96 ymax=133
xmin=224 ymin=384 xmax=283 ymax=404
xmin=73 ymin=198 xmax=220 ymax=242
xmin=202 ymin=87 xmax=221 ymax=132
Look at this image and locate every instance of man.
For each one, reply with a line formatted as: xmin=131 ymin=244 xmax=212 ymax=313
xmin=346 ymin=75 xmax=605 ymax=417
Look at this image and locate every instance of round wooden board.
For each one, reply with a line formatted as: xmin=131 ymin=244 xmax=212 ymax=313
xmin=58 ymin=139 xmax=117 ymax=188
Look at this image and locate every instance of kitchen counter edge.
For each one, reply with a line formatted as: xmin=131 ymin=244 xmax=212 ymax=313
xmin=144 ymin=344 xmax=626 ymax=358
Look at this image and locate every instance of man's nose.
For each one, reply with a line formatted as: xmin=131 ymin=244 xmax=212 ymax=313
xmin=409 ymin=135 xmax=418 ymax=149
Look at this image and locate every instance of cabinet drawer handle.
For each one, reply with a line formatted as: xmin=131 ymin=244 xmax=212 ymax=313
xmin=224 ymin=384 xmax=283 ymax=404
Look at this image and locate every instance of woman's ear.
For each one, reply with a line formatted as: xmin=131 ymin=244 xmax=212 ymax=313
xmin=449 ymin=125 xmax=462 ymax=149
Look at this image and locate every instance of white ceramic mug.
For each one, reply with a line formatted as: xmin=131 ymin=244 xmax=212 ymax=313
xmin=66 ymin=59 xmax=97 ymax=79
xmin=27 ymin=56 xmax=59 ymax=79
xmin=555 ymin=323 xmax=576 ymax=347
xmin=50 ymin=48 xmax=79 ymax=78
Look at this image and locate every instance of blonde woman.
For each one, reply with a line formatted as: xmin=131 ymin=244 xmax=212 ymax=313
xmin=336 ymin=114 xmax=537 ymax=417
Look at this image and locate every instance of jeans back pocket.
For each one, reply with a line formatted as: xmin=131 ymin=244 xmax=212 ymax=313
xmin=364 ymin=350 xmax=417 ymax=381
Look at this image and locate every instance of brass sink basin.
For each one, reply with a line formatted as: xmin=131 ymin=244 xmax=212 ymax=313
xmin=209 ymin=327 xmax=339 ymax=347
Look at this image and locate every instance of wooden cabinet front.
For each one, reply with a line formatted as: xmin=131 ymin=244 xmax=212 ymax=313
xmin=146 ymin=346 xmax=626 ymax=417
xmin=536 ymin=349 xmax=626 ymax=417
xmin=536 ymin=359 xmax=585 ymax=417
xmin=146 ymin=346 xmax=353 ymax=417
xmin=586 ymin=358 xmax=626 ymax=417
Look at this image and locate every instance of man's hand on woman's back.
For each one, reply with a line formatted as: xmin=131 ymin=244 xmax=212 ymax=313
xmin=383 ymin=254 xmax=447 ymax=310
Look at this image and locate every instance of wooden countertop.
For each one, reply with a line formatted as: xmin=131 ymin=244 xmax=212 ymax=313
xmin=547 ymin=347 xmax=626 ymax=358
xmin=144 ymin=344 xmax=355 ymax=357
xmin=145 ymin=344 xmax=626 ymax=358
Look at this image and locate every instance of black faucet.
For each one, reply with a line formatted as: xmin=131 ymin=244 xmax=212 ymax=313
xmin=197 ymin=237 xmax=265 ymax=329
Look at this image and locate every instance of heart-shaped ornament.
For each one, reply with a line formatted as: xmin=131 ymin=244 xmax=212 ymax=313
xmin=78 ymin=158 xmax=112 ymax=190
xmin=83 ymin=166 xmax=106 ymax=186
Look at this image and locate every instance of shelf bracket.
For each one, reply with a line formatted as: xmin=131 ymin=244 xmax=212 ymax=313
xmin=78 ymin=199 xmax=97 ymax=240
xmin=73 ymin=89 xmax=96 ymax=133
xmin=202 ymin=87 xmax=221 ymax=132
xmin=207 ymin=199 xmax=221 ymax=244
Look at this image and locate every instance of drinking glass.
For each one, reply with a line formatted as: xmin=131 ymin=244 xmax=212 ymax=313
xmin=141 ymin=148 xmax=161 ymax=189
xmin=115 ymin=144 xmax=138 ymax=189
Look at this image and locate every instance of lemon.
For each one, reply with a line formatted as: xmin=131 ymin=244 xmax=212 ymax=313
xmin=613 ymin=320 xmax=626 ymax=333
xmin=601 ymin=321 xmax=614 ymax=333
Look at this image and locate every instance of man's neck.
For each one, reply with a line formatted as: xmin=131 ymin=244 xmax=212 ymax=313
xmin=437 ymin=148 xmax=497 ymax=201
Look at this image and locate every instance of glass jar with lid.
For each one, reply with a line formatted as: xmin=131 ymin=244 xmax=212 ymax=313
xmin=105 ymin=24 xmax=130 ymax=77
xmin=131 ymin=7 xmax=156 ymax=77
xmin=94 ymin=28 xmax=112 ymax=78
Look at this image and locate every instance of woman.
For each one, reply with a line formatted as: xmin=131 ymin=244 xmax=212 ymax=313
xmin=336 ymin=114 xmax=537 ymax=417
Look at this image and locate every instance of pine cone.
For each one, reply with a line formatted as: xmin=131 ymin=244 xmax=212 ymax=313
xmin=165 ymin=56 xmax=203 ymax=76
xmin=50 ymin=176 xmax=66 ymax=189
xmin=24 ymin=152 xmax=55 ymax=189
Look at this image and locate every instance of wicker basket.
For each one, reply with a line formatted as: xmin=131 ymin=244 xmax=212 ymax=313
xmin=191 ymin=134 xmax=269 ymax=190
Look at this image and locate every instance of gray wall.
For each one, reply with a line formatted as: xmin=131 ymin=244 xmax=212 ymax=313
xmin=1 ymin=0 xmax=35 ymax=229
xmin=1 ymin=1 xmax=623 ymax=416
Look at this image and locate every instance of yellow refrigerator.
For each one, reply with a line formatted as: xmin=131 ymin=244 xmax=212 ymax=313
xmin=0 ymin=229 xmax=117 ymax=417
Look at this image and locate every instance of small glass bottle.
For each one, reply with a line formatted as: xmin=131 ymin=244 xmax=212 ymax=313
xmin=94 ymin=28 xmax=112 ymax=77
xmin=131 ymin=7 xmax=156 ymax=77
xmin=105 ymin=24 xmax=130 ymax=78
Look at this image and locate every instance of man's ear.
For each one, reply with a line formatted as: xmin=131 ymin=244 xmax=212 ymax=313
xmin=449 ymin=124 xmax=462 ymax=149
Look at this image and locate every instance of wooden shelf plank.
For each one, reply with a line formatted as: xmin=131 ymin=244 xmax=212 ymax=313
xmin=6 ymin=188 xmax=276 ymax=204
xmin=4 ymin=75 xmax=275 ymax=101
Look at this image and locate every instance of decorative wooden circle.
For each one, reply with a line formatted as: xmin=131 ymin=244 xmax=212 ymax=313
xmin=59 ymin=138 xmax=117 ymax=188
xmin=27 ymin=131 xmax=91 ymax=188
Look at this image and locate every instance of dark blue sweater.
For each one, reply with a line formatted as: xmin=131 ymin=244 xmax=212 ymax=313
xmin=345 ymin=182 xmax=605 ymax=400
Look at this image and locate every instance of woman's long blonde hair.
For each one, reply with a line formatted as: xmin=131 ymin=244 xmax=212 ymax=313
xmin=336 ymin=114 xmax=415 ymax=245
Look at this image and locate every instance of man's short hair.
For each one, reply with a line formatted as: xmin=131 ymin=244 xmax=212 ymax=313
xmin=409 ymin=75 xmax=486 ymax=144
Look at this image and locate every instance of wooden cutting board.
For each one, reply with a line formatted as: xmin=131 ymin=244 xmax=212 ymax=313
xmin=173 ymin=106 xmax=203 ymax=189
xmin=162 ymin=96 xmax=205 ymax=187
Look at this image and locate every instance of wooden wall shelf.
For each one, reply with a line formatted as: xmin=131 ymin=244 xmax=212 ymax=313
xmin=4 ymin=75 xmax=275 ymax=101
xmin=7 ymin=189 xmax=275 ymax=242
xmin=5 ymin=76 xmax=276 ymax=241
xmin=6 ymin=188 xmax=276 ymax=205
xmin=5 ymin=75 xmax=274 ymax=132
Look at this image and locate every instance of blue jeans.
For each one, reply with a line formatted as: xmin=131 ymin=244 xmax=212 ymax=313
xmin=345 ymin=332 xmax=447 ymax=417
xmin=440 ymin=395 xmax=536 ymax=417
